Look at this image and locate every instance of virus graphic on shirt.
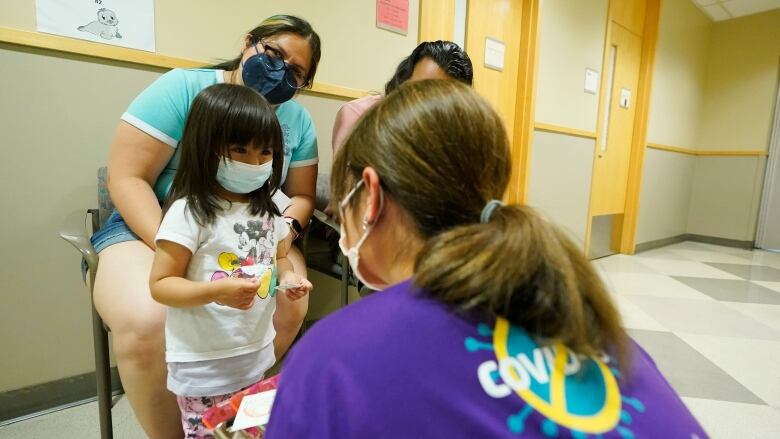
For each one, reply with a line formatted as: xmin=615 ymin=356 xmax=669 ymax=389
xmin=465 ymin=318 xmax=645 ymax=438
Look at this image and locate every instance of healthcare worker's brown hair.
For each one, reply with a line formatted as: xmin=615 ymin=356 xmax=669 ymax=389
xmin=330 ymin=79 xmax=629 ymax=368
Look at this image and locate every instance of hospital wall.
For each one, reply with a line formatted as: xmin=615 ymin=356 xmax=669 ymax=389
xmin=687 ymin=8 xmax=780 ymax=242
xmin=636 ymin=0 xmax=711 ymax=245
xmin=637 ymin=4 xmax=779 ymax=246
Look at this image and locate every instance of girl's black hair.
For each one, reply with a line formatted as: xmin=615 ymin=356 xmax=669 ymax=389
xmin=384 ymin=40 xmax=473 ymax=95
xmin=209 ymin=15 xmax=321 ymax=88
xmin=166 ymin=83 xmax=283 ymax=226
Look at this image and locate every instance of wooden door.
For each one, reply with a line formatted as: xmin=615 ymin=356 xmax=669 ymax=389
xmin=465 ymin=0 xmax=523 ymax=142
xmin=590 ymin=24 xmax=643 ymax=216
xmin=418 ymin=0 xmax=456 ymax=42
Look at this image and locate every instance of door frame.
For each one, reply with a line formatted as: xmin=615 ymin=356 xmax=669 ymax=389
xmin=584 ymin=0 xmax=660 ymax=255
xmin=417 ymin=0 xmax=540 ymax=205
xmin=755 ymin=69 xmax=780 ymax=250
xmin=509 ymin=0 xmax=540 ymax=204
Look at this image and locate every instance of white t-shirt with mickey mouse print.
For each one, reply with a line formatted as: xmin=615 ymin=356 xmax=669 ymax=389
xmin=155 ymin=197 xmax=289 ymax=396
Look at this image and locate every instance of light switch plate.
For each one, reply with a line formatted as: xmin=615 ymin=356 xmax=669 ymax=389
xmin=620 ymin=87 xmax=631 ymax=108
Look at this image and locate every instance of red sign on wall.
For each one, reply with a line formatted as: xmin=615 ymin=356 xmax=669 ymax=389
xmin=376 ymin=0 xmax=409 ymax=36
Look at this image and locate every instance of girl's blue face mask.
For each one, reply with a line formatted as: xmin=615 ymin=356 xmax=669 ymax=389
xmin=241 ymin=44 xmax=297 ymax=105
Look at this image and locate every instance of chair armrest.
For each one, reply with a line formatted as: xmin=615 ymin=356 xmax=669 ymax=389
xmin=311 ymin=209 xmax=339 ymax=233
xmin=59 ymin=209 xmax=99 ymax=274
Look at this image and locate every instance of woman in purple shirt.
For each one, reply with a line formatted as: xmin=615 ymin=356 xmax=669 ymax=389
xmin=266 ymin=80 xmax=706 ymax=439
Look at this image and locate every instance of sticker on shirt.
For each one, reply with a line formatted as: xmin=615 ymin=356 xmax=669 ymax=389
xmin=466 ymin=317 xmax=645 ymax=438
xmin=210 ymin=217 xmax=277 ymax=299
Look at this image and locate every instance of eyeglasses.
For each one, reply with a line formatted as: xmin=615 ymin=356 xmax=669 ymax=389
xmin=253 ymin=41 xmax=308 ymax=89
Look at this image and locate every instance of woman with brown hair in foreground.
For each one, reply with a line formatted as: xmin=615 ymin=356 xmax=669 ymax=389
xmin=266 ymin=80 xmax=706 ymax=438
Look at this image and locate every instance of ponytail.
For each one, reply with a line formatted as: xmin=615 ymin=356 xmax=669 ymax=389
xmin=414 ymin=204 xmax=628 ymax=368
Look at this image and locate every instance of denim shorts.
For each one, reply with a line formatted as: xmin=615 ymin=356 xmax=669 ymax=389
xmin=91 ymin=210 xmax=140 ymax=253
xmin=81 ymin=210 xmax=140 ymax=279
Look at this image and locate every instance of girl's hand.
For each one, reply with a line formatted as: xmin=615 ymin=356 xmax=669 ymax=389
xmin=278 ymin=272 xmax=313 ymax=301
xmin=211 ymin=277 xmax=260 ymax=310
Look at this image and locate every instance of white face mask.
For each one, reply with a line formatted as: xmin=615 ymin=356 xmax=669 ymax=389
xmin=338 ymin=180 xmax=387 ymax=291
xmin=216 ymin=158 xmax=273 ymax=194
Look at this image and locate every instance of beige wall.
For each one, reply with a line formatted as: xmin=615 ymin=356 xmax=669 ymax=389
xmin=646 ymin=0 xmax=711 ymax=147
xmin=527 ymin=132 xmax=595 ymax=244
xmin=527 ymin=0 xmax=608 ymax=248
xmin=637 ymin=0 xmax=710 ymax=244
xmin=687 ymin=156 xmax=767 ymax=241
xmin=295 ymin=94 xmax=344 ymax=170
xmin=0 ymin=0 xmax=420 ymax=92
xmin=685 ymin=8 xmax=779 ymax=242
xmin=638 ymin=3 xmax=779 ymax=245
xmin=534 ymin=0 xmax=607 ymax=132
xmin=697 ymin=8 xmax=780 ymax=152
xmin=637 ymin=149 xmax=696 ymax=243
xmin=0 ymin=45 xmax=162 ymax=392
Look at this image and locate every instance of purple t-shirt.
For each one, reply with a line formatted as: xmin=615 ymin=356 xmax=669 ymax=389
xmin=266 ymin=280 xmax=707 ymax=439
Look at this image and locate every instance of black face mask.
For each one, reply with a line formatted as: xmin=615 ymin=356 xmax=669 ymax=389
xmin=241 ymin=46 xmax=297 ymax=105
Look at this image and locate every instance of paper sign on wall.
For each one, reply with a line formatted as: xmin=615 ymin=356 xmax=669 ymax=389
xmin=376 ymin=0 xmax=409 ymax=36
xmin=36 ymin=0 xmax=156 ymax=52
xmin=584 ymin=68 xmax=599 ymax=94
xmin=484 ymin=38 xmax=505 ymax=71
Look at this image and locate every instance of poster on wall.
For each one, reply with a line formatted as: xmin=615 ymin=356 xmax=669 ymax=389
xmin=36 ymin=0 xmax=156 ymax=52
xmin=376 ymin=0 xmax=409 ymax=36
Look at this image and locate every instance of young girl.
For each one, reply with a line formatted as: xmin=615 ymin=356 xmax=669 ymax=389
xmin=149 ymin=83 xmax=312 ymax=437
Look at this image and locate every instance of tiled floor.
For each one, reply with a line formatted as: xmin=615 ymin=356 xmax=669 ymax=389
xmin=2 ymin=241 xmax=779 ymax=438
xmin=596 ymin=241 xmax=780 ymax=438
xmin=0 ymin=397 xmax=145 ymax=438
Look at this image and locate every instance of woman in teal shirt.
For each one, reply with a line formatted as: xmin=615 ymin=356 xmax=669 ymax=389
xmin=90 ymin=15 xmax=320 ymax=437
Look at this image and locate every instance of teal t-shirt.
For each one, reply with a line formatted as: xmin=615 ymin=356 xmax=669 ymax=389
xmin=121 ymin=68 xmax=318 ymax=200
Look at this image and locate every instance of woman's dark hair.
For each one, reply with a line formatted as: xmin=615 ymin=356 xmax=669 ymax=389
xmin=331 ymin=80 xmax=629 ymax=370
xmin=384 ymin=40 xmax=473 ymax=95
xmin=209 ymin=15 xmax=321 ymax=88
xmin=166 ymin=83 xmax=283 ymax=226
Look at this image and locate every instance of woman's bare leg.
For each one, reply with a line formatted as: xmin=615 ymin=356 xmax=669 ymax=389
xmin=92 ymin=241 xmax=182 ymax=439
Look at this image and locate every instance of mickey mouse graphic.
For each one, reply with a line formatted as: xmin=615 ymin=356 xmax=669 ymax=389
xmin=211 ymin=218 xmax=276 ymax=298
